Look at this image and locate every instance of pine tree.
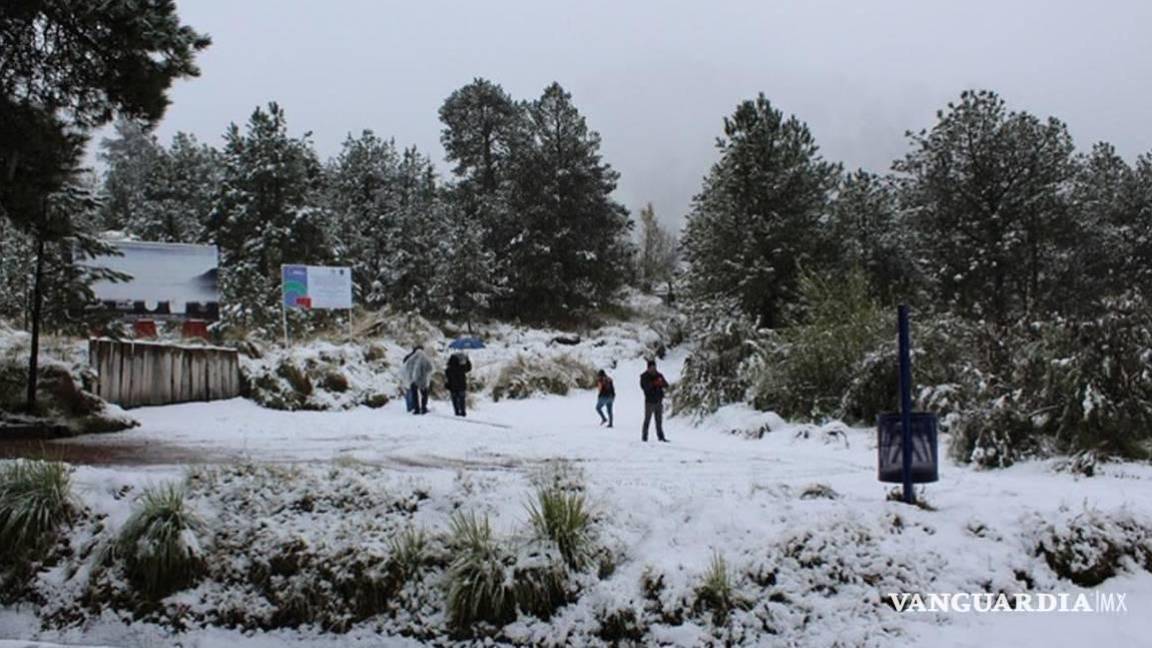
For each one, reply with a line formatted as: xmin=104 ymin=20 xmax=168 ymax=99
xmin=1065 ymin=143 xmax=1133 ymax=306
xmin=384 ymin=145 xmax=443 ymax=314
xmin=147 ymin=132 xmax=220 ymax=243
xmin=428 ymin=203 xmax=498 ymax=331
xmin=0 ymin=0 xmax=207 ymax=410
xmin=1125 ymin=153 xmax=1152 ymax=292
xmin=98 ymin=119 xmax=165 ymax=232
xmin=325 ymin=130 xmax=403 ymax=308
xmin=636 ymin=203 xmax=678 ymax=293
xmin=210 ymin=103 xmax=333 ymax=331
xmin=827 ymin=170 xmax=919 ymax=305
xmin=681 ymin=94 xmax=840 ymax=329
xmin=498 ymin=82 xmax=633 ymax=320
xmin=895 ymin=90 xmax=1077 ymax=323
xmin=439 ymin=78 xmax=524 ymax=196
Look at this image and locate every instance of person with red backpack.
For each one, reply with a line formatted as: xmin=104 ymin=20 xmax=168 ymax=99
xmin=595 ymin=369 xmax=615 ymax=427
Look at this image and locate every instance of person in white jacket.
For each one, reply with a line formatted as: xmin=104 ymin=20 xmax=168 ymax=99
xmin=402 ymin=346 xmax=434 ymax=415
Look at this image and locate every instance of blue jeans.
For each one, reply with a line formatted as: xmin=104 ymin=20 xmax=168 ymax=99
xmin=596 ymin=396 xmax=614 ymax=426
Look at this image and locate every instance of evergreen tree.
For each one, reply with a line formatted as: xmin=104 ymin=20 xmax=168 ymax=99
xmin=428 ymin=203 xmax=498 ymax=331
xmin=498 ymin=82 xmax=633 ymax=320
xmin=681 ymin=94 xmax=840 ymax=329
xmin=384 ymin=145 xmax=444 ymax=314
xmin=147 ymin=132 xmax=220 ymax=243
xmin=210 ymin=103 xmax=333 ymax=331
xmin=827 ymin=170 xmax=919 ymax=304
xmin=895 ymin=90 xmax=1077 ymax=323
xmin=439 ymin=78 xmax=524 ymax=196
xmin=1066 ymin=143 xmax=1134 ymax=305
xmin=0 ymin=0 xmax=207 ymax=410
xmin=1126 ymin=153 xmax=1152 ymax=292
xmin=636 ymin=202 xmax=678 ymax=293
xmin=325 ymin=130 xmax=403 ymax=308
xmin=97 ymin=119 xmax=165 ymax=232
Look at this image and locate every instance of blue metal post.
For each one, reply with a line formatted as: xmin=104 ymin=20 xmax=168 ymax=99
xmin=898 ymin=304 xmax=914 ymax=504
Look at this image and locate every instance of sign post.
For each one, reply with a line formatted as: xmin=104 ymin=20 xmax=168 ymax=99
xmin=897 ymin=304 xmax=914 ymax=505
xmin=280 ymin=265 xmax=353 ymax=346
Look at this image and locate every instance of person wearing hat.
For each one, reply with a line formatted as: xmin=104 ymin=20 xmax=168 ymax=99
xmin=639 ymin=359 xmax=669 ymax=442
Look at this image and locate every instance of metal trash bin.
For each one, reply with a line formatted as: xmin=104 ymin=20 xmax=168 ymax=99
xmin=877 ymin=412 xmax=939 ymax=483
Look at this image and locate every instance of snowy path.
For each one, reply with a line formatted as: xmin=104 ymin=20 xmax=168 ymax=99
xmin=45 ymin=353 xmax=872 ymax=491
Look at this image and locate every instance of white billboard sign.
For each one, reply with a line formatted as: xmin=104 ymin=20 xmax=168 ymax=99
xmin=86 ymin=240 xmax=219 ymax=319
xmin=281 ymin=265 xmax=353 ymax=310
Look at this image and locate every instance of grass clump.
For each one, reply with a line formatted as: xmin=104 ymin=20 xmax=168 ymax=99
xmin=799 ymin=483 xmax=840 ymax=500
xmin=526 ymin=485 xmax=595 ymax=571
xmin=388 ymin=526 xmax=429 ymax=580
xmin=0 ymin=460 xmax=76 ymax=560
xmin=109 ymin=483 xmax=205 ymax=599
xmin=693 ymin=552 xmax=747 ymax=626
xmin=445 ymin=512 xmax=517 ymax=631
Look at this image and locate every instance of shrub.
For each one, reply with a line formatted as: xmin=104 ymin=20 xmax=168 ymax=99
xmin=1033 ymin=508 xmax=1152 ymax=586
xmin=672 ymin=303 xmax=757 ymax=417
xmin=388 ymin=526 xmax=429 ymax=581
xmin=445 ymin=512 xmax=517 ymax=630
xmin=743 ymin=269 xmax=888 ymax=421
xmin=0 ymin=460 xmax=76 ymax=559
xmin=491 ymin=353 xmax=597 ymax=401
xmin=949 ymin=295 xmax=1152 ymax=465
xmin=108 ymin=483 xmax=205 ymax=599
xmin=693 ymin=552 xmax=746 ymax=626
xmin=799 ymin=483 xmax=840 ymax=500
xmin=597 ymin=606 xmax=645 ymax=643
xmin=526 ymin=486 xmax=595 ymax=571
xmin=322 ymin=371 xmax=349 ymax=393
xmin=276 ymin=361 xmax=313 ymax=397
xmin=445 ymin=510 xmax=570 ymax=633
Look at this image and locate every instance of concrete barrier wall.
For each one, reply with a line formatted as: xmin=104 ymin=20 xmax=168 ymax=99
xmin=89 ymin=339 xmax=240 ymax=408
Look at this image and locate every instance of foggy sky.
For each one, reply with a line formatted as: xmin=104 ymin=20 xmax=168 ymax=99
xmin=150 ymin=0 xmax=1152 ymax=230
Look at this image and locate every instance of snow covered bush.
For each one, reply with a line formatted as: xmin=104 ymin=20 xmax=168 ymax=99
xmin=526 ymin=482 xmax=596 ymax=572
xmin=444 ymin=511 xmax=520 ymax=631
xmin=490 ymin=353 xmax=596 ymax=401
xmin=950 ymin=294 xmax=1152 ymax=466
xmin=0 ymin=460 xmax=76 ymax=561
xmin=104 ymin=483 xmax=206 ymax=599
xmin=356 ymin=308 xmax=443 ymax=349
xmin=241 ymin=341 xmax=396 ymax=411
xmin=1030 ymin=507 xmax=1152 ymax=586
xmin=672 ymin=303 xmax=758 ymax=417
xmin=0 ymin=331 xmax=136 ymax=434
xmin=742 ymin=270 xmax=888 ymax=421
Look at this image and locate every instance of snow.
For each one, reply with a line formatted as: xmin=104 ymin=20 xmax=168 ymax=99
xmin=2 ymin=341 xmax=1151 ymax=646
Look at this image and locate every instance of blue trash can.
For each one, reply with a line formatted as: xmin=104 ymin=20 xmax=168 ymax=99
xmin=877 ymin=412 xmax=939 ymax=483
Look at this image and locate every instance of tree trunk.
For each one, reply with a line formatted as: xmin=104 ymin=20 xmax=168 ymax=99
xmin=25 ymin=232 xmax=45 ymax=413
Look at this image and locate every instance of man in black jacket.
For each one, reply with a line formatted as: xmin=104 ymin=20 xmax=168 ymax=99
xmin=639 ymin=360 xmax=669 ymax=442
xmin=445 ymin=352 xmax=472 ymax=416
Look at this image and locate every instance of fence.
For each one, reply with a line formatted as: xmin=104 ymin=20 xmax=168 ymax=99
xmin=88 ymin=338 xmax=240 ymax=408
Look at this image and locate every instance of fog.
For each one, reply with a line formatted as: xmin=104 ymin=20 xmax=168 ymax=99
xmin=147 ymin=0 xmax=1152 ymax=229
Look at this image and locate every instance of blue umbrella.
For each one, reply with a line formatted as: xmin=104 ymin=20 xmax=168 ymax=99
xmin=448 ymin=336 xmax=486 ymax=350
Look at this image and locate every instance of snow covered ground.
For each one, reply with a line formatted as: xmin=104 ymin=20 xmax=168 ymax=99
xmin=2 ymin=350 xmax=1151 ymax=646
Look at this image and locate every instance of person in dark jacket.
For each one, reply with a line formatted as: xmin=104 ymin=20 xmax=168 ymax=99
xmin=595 ymin=369 xmax=615 ymax=427
xmin=445 ymin=352 xmax=472 ymax=417
xmin=639 ymin=359 xmax=669 ymax=442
